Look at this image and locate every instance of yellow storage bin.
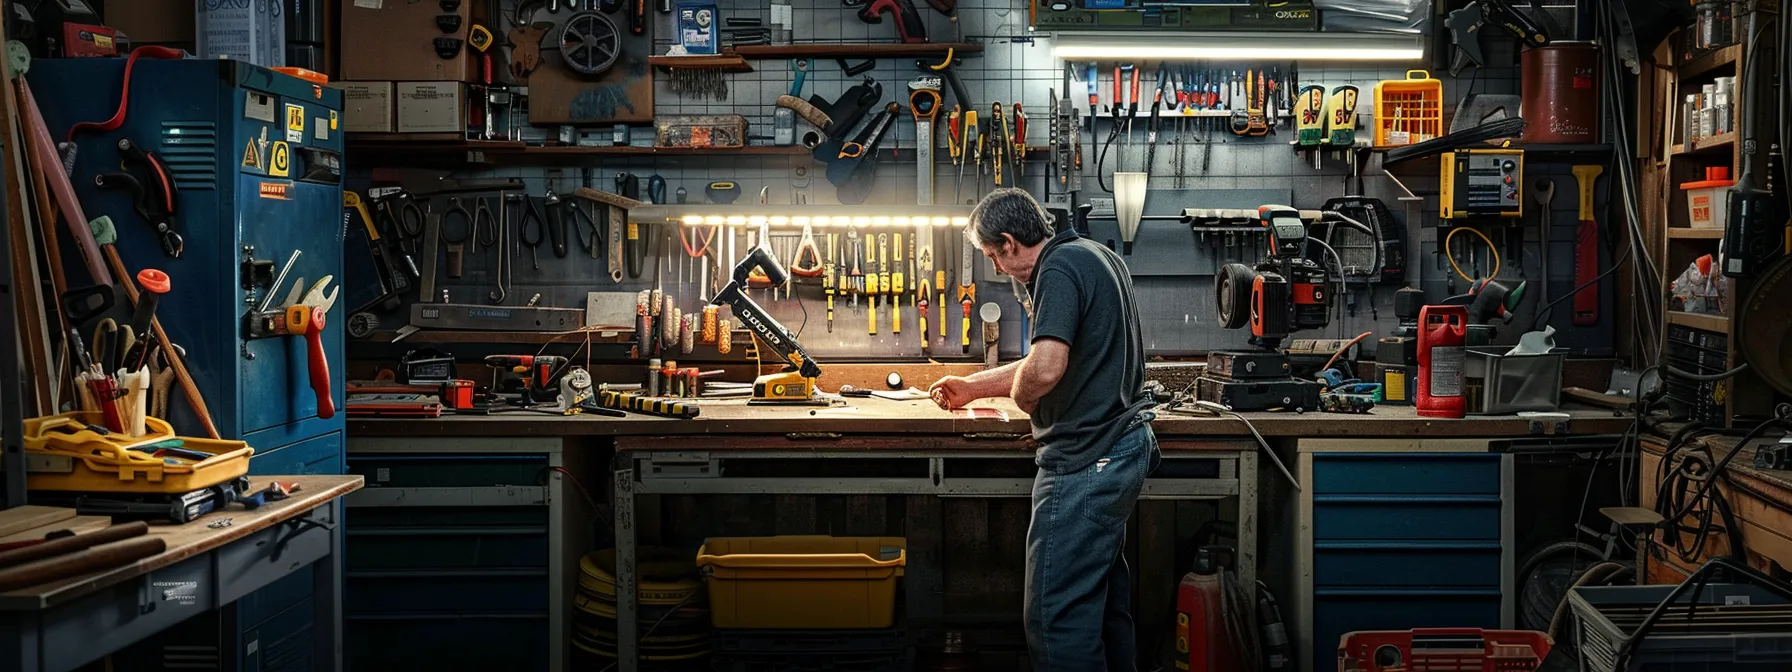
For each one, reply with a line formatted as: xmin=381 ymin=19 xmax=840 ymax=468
xmin=697 ymin=535 xmax=906 ymax=629
xmin=22 ymin=411 xmax=254 ymax=494
xmin=1373 ymin=69 xmax=1444 ymax=147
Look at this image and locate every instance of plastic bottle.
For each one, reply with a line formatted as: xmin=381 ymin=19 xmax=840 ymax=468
xmin=1416 ymin=305 xmax=1468 ymax=418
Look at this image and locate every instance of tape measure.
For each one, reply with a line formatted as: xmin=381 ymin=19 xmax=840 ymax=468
xmin=468 ymin=24 xmax=495 ymax=52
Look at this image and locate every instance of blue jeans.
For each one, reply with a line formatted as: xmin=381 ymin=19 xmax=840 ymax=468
xmin=1024 ymin=421 xmax=1160 ymax=672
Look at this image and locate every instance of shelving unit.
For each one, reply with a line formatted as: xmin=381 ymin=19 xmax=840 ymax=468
xmin=730 ymin=42 xmax=980 ymax=60
xmin=1654 ymin=31 xmax=1771 ymax=426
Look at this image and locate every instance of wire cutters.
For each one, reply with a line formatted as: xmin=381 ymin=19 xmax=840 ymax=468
xmin=569 ymin=200 xmax=603 ymax=258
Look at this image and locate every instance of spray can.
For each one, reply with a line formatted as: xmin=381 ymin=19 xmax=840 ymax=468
xmin=1416 ymin=305 xmax=1468 ymax=418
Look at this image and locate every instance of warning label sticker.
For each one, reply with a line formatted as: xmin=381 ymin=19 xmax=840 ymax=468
xmin=269 ymin=141 xmax=291 ymax=178
xmin=285 ymin=104 xmax=305 ymax=143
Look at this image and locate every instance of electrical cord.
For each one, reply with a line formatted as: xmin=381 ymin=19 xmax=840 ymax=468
xmin=1192 ymin=400 xmax=1300 ymax=491
xmin=1444 ymin=226 xmax=1501 ymax=282
xmin=1532 ymin=246 xmax=1633 ymax=331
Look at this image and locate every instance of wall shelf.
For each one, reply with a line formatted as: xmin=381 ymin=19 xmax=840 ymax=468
xmin=1667 ymin=228 xmax=1726 ymax=240
xmin=1671 ymin=132 xmax=1736 ymax=156
xmin=345 ymin=135 xmax=816 ymax=166
xmin=648 ymin=55 xmax=753 ymax=72
xmin=729 ymin=42 xmax=982 ymax=60
xmin=1678 ymin=45 xmax=1741 ymax=78
xmin=1667 ymin=310 xmax=1729 ymax=334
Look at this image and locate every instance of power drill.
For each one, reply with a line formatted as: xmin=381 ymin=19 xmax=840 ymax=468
xmin=484 ymin=354 xmax=568 ymax=403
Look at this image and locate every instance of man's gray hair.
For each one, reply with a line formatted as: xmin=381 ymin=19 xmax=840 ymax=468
xmin=968 ymin=188 xmax=1054 ymax=249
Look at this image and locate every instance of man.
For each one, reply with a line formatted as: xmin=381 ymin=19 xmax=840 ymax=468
xmin=929 ymin=188 xmax=1157 ymax=671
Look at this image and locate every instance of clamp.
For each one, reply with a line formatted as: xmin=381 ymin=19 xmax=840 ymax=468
xmin=93 ymin=139 xmax=184 ymax=258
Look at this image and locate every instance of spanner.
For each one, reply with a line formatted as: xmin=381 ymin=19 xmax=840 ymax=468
xmin=1531 ymin=177 xmax=1556 ymax=306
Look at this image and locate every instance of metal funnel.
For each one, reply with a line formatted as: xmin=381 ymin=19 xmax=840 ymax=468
xmin=1113 ymin=172 xmax=1147 ymax=254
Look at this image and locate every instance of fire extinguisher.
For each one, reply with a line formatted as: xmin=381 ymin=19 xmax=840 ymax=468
xmin=1416 ymin=305 xmax=1468 ymax=418
xmin=1173 ymin=546 xmax=1245 ymax=672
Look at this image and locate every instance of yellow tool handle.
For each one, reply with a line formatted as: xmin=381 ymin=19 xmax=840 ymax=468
xmin=870 ymin=299 xmax=878 ymax=335
xmin=1572 ymin=165 xmax=1602 ymax=219
xmin=961 ymin=312 xmax=971 ymax=348
xmin=893 ymin=299 xmax=901 ymax=333
xmin=937 ymin=291 xmax=946 ymax=337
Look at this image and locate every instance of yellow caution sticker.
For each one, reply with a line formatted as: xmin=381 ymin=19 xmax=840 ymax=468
xmin=269 ymin=141 xmax=292 ymax=178
xmin=285 ymin=104 xmax=305 ymax=142
xmin=241 ymin=138 xmax=264 ymax=173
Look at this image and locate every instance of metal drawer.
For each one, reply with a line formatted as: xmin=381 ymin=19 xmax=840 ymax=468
xmin=346 ymin=526 xmax=549 ymax=570
xmin=1311 ymin=453 xmax=1501 ymax=495
xmin=19 ymin=554 xmax=217 ymax=671
xmin=1311 ymin=494 xmax=1503 ymax=541
xmin=1312 ymin=541 xmax=1503 ymax=588
xmin=348 ymin=454 xmax=548 ymax=489
xmin=216 ymin=502 xmax=337 ymax=606
xmin=345 ymin=568 xmax=549 ymax=613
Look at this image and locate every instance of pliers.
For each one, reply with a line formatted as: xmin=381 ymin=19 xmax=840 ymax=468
xmin=94 ymin=139 xmax=184 ymax=258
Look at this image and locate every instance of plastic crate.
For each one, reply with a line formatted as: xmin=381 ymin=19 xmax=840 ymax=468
xmin=1338 ymin=628 xmax=1551 ymax=672
xmin=1373 ymin=70 xmax=1444 ymax=147
xmin=1570 ymin=583 xmax=1792 ymax=672
xmin=697 ymin=536 xmax=906 ymax=629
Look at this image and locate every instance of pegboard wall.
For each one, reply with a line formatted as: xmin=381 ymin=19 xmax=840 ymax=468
xmin=359 ymin=0 xmax=1618 ymax=360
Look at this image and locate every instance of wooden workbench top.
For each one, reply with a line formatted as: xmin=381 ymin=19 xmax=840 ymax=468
xmin=348 ymin=397 xmax=1635 ymax=439
xmin=0 ymin=475 xmax=364 ymax=611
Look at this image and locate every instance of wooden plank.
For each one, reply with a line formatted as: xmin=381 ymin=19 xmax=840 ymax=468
xmin=0 ymin=507 xmax=76 ymax=538
xmin=0 ymin=516 xmax=109 ymax=545
xmin=0 ymin=475 xmax=361 ymax=609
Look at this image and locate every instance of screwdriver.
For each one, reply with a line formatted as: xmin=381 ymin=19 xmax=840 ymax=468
xmin=892 ymin=233 xmax=903 ymax=334
xmin=969 ymin=111 xmax=985 ymax=197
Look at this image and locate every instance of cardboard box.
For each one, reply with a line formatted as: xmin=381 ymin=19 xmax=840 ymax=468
xmin=104 ymin=0 xmax=196 ymax=43
xmin=335 ymin=82 xmax=395 ymax=133
xmin=396 ymin=82 xmax=465 ymax=134
xmin=341 ymin=0 xmax=477 ymax=83
xmin=197 ymin=0 xmax=284 ymax=67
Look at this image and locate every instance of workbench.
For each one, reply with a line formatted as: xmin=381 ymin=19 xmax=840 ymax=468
xmin=349 ymin=399 xmax=1631 ymax=672
xmin=0 ymin=475 xmax=364 ymax=672
xmin=1639 ymin=427 xmax=1792 ymax=582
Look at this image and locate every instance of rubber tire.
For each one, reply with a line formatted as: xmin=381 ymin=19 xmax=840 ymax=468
xmin=1216 ymin=263 xmax=1256 ymax=330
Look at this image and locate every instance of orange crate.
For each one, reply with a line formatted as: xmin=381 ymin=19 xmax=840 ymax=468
xmin=1373 ymin=70 xmax=1444 ymax=147
xmin=1339 ymin=628 xmax=1552 ymax=672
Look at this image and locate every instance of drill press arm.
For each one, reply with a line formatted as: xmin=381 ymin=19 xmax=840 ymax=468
xmin=712 ymin=246 xmax=823 ymax=379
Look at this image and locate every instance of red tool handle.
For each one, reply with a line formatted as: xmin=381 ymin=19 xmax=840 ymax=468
xmin=1111 ymin=66 xmax=1121 ymax=112
xmin=304 ymin=307 xmax=334 ymax=419
xmin=1129 ymin=66 xmax=1141 ymax=109
xmin=67 ymin=46 xmax=186 ymax=141
xmin=1572 ymin=219 xmax=1598 ymax=326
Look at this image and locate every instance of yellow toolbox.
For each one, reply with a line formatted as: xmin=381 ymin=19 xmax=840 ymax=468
xmin=697 ymin=535 xmax=906 ymax=629
xmin=22 ymin=411 xmax=254 ymax=494
xmin=1373 ymin=70 xmax=1444 ymax=147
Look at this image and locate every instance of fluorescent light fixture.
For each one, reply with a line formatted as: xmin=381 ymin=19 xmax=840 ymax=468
xmin=872 ymin=216 xmax=891 ymax=227
xmin=705 ymin=216 xmax=725 ymax=226
xmin=854 ymin=217 xmax=871 ymax=227
xmin=792 ymin=216 xmax=810 ymax=227
xmin=1051 ymin=32 xmax=1423 ymax=61
xmin=726 ymin=215 xmax=747 ymax=226
xmin=951 ymin=217 xmax=970 ymax=227
xmin=810 ymin=216 xmax=829 ymax=227
xmin=683 ymin=215 xmax=703 ymax=225
xmin=933 ymin=217 xmax=950 ymax=227
xmin=770 ymin=216 xmax=789 ymax=226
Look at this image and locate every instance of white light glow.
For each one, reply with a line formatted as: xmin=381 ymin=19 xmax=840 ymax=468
xmin=770 ymin=216 xmax=789 ymax=226
xmin=683 ymin=215 xmax=704 ymax=225
xmin=1051 ymin=33 xmax=1423 ymax=62
xmin=726 ymin=216 xmax=747 ymax=226
xmin=705 ymin=216 xmax=725 ymax=226
xmin=853 ymin=217 xmax=871 ymax=227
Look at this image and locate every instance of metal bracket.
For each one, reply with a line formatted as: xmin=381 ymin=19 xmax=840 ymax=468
xmin=641 ymin=452 xmax=720 ymax=478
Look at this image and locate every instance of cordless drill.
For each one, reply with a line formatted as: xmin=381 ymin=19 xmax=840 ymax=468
xmin=484 ymin=354 xmax=568 ymax=403
xmin=857 ymin=0 xmax=928 ymax=43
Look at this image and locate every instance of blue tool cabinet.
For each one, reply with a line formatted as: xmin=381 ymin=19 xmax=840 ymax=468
xmin=1295 ymin=440 xmax=1514 ymax=672
xmin=28 ymin=57 xmax=346 ymax=671
xmin=29 ymin=57 xmax=346 ymax=474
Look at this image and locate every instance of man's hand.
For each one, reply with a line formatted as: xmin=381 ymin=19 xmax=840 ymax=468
xmin=929 ymin=375 xmax=977 ymax=410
